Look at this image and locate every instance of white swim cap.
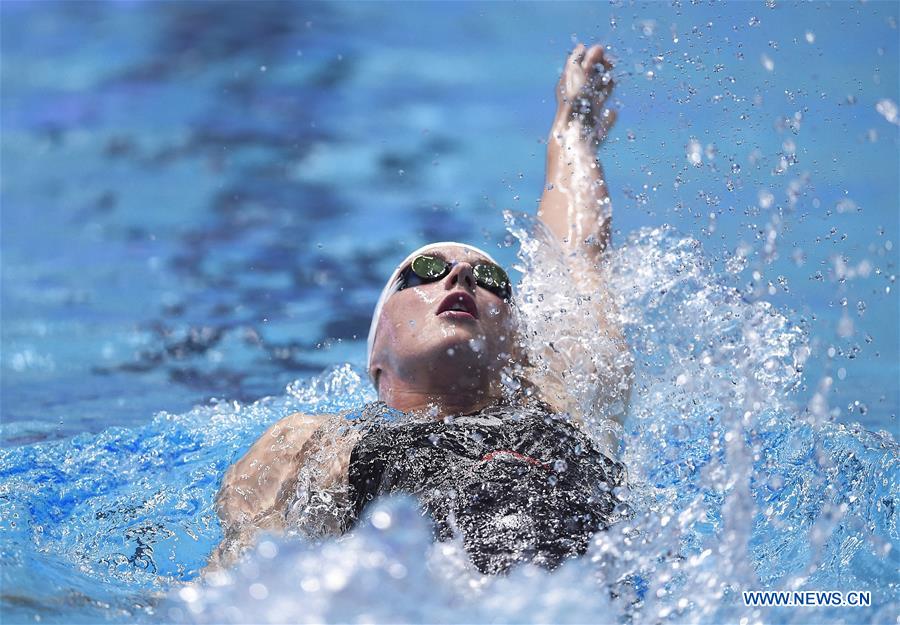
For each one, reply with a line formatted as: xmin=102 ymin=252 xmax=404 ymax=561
xmin=366 ymin=241 xmax=500 ymax=384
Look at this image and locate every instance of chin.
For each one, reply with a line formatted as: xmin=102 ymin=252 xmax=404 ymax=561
xmin=428 ymin=335 xmax=502 ymax=373
xmin=427 ymin=325 xmax=480 ymax=350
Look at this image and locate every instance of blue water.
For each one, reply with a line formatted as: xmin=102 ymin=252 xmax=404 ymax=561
xmin=1 ymin=2 xmax=897 ymax=624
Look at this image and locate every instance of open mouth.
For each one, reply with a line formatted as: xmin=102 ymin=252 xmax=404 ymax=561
xmin=436 ymin=291 xmax=479 ymax=319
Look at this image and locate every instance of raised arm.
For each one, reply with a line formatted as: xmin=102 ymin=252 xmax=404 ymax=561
xmin=531 ymin=44 xmax=632 ymax=450
xmin=538 ymin=43 xmax=616 ymax=263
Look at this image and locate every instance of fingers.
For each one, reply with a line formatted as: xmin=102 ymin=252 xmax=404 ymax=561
xmin=562 ymin=43 xmax=610 ymax=88
xmin=581 ymin=44 xmax=614 ymax=93
xmin=570 ymin=43 xmax=587 ymax=66
xmin=581 ymin=45 xmax=614 ymax=105
xmin=567 ymin=43 xmax=588 ymax=92
xmin=554 ymin=43 xmax=617 ymax=133
xmin=567 ymin=43 xmax=613 ymax=69
xmin=580 ymin=44 xmax=609 ymax=73
xmin=556 ymin=44 xmax=582 ymax=96
xmin=566 ymin=44 xmax=614 ymax=91
xmin=556 ymin=43 xmax=586 ymax=111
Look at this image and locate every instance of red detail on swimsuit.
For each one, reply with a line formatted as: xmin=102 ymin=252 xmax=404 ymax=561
xmin=481 ymin=449 xmax=550 ymax=471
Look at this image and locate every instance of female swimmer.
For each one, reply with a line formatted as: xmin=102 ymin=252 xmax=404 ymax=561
xmin=209 ymin=44 xmax=632 ymax=574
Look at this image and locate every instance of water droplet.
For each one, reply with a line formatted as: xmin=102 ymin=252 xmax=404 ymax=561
xmin=249 ymin=583 xmax=268 ymax=600
xmin=372 ymin=510 xmax=392 ymax=529
xmin=179 ymin=587 xmax=199 ymax=603
xmin=837 ymin=315 xmax=854 ymax=338
xmin=257 ymin=540 xmax=278 ymax=559
xmin=686 ymin=139 xmax=702 ymax=166
xmin=875 ymin=99 xmax=899 ymax=125
xmin=323 ymin=569 xmax=348 ymax=591
xmin=637 ymin=19 xmax=656 ymax=37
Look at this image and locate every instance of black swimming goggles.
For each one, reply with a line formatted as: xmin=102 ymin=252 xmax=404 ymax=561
xmin=396 ymin=255 xmax=512 ymax=301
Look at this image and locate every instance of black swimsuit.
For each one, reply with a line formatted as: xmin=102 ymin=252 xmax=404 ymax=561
xmin=348 ymin=401 xmax=626 ymax=574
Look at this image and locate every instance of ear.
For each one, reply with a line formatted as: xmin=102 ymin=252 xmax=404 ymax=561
xmin=372 ymin=367 xmax=382 ymax=393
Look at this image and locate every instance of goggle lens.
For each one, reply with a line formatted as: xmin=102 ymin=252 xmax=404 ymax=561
xmin=411 ymin=255 xmax=448 ymax=279
xmin=473 ymin=263 xmax=509 ymax=290
xmin=398 ymin=255 xmax=511 ymax=301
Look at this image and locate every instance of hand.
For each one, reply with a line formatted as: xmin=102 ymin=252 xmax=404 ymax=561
xmin=552 ymin=43 xmax=617 ymax=146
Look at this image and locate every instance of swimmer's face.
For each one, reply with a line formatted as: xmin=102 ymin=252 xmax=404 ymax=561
xmin=370 ymin=245 xmax=518 ymax=393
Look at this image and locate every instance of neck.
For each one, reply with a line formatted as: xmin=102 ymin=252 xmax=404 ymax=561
xmin=377 ymin=378 xmax=501 ymax=419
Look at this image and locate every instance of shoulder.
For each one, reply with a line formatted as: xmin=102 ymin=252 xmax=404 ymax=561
xmin=267 ymin=411 xmax=331 ymax=440
xmin=225 ymin=413 xmax=324 ymax=472
xmin=216 ymin=410 xmax=352 ymax=531
xmin=220 ymin=412 xmax=329 ymax=494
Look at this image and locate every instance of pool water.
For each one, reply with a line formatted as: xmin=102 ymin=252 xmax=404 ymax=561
xmin=1 ymin=2 xmax=897 ymax=624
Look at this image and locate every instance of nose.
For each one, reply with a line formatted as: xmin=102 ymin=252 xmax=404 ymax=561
xmin=446 ymin=261 xmax=477 ymax=293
